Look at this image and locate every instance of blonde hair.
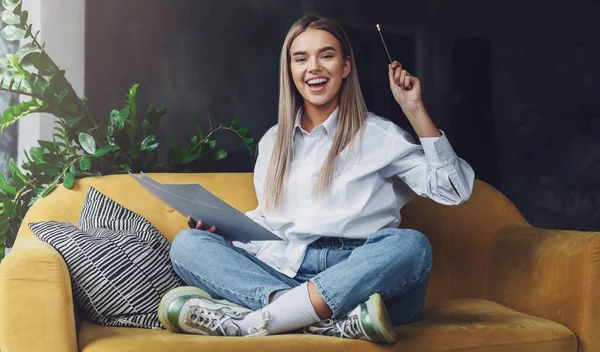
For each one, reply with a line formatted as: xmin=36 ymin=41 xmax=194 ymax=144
xmin=263 ymin=15 xmax=367 ymax=211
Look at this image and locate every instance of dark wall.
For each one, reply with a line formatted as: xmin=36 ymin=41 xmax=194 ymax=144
xmin=86 ymin=0 xmax=600 ymax=231
xmin=440 ymin=0 xmax=600 ymax=231
xmin=86 ymin=0 xmax=302 ymax=172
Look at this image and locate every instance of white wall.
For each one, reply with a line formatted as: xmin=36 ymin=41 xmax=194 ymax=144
xmin=16 ymin=0 xmax=85 ymax=167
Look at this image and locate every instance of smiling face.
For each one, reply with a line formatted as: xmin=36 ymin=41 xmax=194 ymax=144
xmin=289 ymin=29 xmax=351 ymax=111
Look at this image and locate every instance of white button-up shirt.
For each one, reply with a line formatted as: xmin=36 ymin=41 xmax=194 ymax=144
xmin=234 ymin=106 xmax=475 ymax=277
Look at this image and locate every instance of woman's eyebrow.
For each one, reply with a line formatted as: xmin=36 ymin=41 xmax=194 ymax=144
xmin=292 ymin=46 xmax=337 ymax=56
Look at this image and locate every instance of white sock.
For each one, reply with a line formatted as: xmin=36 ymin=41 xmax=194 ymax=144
xmin=236 ymin=283 xmax=321 ymax=336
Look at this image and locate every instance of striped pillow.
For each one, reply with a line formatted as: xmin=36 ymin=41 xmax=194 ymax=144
xmin=28 ymin=186 xmax=185 ymax=329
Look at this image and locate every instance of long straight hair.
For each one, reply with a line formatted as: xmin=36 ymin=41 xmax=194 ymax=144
xmin=263 ymin=16 xmax=367 ymax=211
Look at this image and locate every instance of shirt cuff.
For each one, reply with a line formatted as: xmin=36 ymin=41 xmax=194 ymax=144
xmin=419 ymin=130 xmax=458 ymax=166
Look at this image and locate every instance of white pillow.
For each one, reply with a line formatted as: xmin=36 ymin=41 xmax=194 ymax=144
xmin=29 ymin=186 xmax=185 ymax=329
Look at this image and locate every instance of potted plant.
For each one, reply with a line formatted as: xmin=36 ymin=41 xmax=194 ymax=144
xmin=0 ymin=0 xmax=254 ymax=259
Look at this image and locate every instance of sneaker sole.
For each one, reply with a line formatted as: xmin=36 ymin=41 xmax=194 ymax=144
xmin=365 ymin=293 xmax=397 ymax=344
xmin=158 ymin=286 xmax=213 ymax=333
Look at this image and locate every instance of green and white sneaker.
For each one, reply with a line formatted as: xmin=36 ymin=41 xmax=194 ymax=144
xmin=303 ymin=293 xmax=397 ymax=344
xmin=158 ymin=286 xmax=254 ymax=336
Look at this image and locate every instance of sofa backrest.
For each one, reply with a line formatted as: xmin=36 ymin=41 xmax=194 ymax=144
xmin=398 ymin=178 xmax=528 ymax=302
xmin=18 ymin=172 xmax=528 ymax=303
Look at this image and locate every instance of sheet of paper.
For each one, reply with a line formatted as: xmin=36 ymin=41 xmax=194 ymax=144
xmin=140 ymin=172 xmax=229 ymax=210
xmin=129 ymin=172 xmax=282 ymax=243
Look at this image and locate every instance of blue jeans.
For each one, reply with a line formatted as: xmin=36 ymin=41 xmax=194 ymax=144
xmin=169 ymin=227 xmax=432 ymax=326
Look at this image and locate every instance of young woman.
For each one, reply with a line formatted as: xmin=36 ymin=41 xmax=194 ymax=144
xmin=158 ymin=15 xmax=474 ymax=344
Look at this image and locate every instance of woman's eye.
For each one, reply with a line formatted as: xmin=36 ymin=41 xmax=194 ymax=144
xmin=295 ymin=57 xmax=307 ymax=63
xmin=321 ymin=54 xmax=333 ymax=59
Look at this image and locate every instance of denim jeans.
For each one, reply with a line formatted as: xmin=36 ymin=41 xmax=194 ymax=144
xmin=169 ymin=227 xmax=432 ymax=326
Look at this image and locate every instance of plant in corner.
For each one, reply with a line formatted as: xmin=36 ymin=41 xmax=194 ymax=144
xmin=0 ymin=0 xmax=255 ymax=260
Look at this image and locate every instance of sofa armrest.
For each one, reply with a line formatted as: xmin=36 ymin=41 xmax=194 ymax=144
xmin=0 ymin=236 xmax=78 ymax=352
xmin=484 ymin=224 xmax=600 ymax=352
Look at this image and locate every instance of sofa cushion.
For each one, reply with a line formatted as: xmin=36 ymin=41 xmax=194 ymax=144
xmin=28 ymin=186 xmax=185 ymax=329
xmin=77 ymin=298 xmax=576 ymax=352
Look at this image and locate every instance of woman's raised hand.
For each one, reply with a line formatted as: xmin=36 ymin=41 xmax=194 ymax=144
xmin=388 ymin=60 xmax=424 ymax=116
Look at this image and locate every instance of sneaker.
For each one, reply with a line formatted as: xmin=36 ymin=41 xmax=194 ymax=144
xmin=303 ymin=293 xmax=397 ymax=344
xmin=158 ymin=286 xmax=254 ymax=336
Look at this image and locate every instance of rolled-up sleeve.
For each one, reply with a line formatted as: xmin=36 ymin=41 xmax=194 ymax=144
xmin=380 ymin=126 xmax=475 ymax=205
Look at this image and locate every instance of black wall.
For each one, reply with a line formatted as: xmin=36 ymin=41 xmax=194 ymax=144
xmin=86 ymin=0 xmax=600 ymax=231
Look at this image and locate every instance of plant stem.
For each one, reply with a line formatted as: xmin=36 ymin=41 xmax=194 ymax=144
xmin=1 ymin=87 xmax=73 ymax=118
xmin=191 ymin=126 xmax=243 ymax=154
xmin=44 ymin=156 xmax=82 ymax=191
xmin=13 ymin=184 xmax=30 ymax=203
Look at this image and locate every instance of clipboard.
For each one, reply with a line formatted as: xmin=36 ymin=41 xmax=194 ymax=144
xmin=129 ymin=172 xmax=282 ymax=243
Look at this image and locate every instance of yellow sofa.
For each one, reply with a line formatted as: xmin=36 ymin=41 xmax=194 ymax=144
xmin=0 ymin=172 xmax=598 ymax=351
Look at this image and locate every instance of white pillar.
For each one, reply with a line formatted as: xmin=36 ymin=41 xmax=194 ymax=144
xmin=16 ymin=0 xmax=85 ymax=167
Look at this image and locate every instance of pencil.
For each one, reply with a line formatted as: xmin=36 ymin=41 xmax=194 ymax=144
xmin=376 ymin=24 xmax=393 ymax=64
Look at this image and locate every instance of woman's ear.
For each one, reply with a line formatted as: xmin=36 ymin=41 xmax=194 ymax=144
xmin=343 ymin=56 xmax=352 ymax=78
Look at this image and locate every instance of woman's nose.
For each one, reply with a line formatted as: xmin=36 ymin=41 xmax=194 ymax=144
xmin=308 ymin=58 xmax=322 ymax=72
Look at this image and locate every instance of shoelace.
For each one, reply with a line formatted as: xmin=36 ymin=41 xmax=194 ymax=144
xmin=246 ymin=309 xmax=271 ymax=337
xmin=335 ymin=315 xmax=363 ymax=339
xmin=190 ymin=307 xmax=232 ymax=335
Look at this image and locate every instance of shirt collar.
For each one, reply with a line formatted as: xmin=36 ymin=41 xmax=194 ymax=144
xmin=294 ymin=105 xmax=339 ymax=139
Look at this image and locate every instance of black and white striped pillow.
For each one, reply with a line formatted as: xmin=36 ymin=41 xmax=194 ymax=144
xmin=28 ymin=186 xmax=185 ymax=329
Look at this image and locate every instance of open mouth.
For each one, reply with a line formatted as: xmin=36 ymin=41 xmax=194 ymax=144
xmin=306 ymin=77 xmax=329 ymax=92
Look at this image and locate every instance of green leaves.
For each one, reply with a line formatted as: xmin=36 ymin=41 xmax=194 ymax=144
xmin=2 ymin=198 xmax=14 ymax=218
xmin=213 ymin=150 xmax=227 ymax=161
xmin=118 ymin=164 xmax=131 ymax=173
xmin=1 ymin=25 xmax=25 ymax=41
xmin=63 ymin=169 xmax=74 ymax=188
xmin=2 ymin=0 xmax=22 ymax=12
xmin=207 ymin=140 xmax=216 ymax=150
xmin=193 ymin=122 xmax=203 ymax=139
xmin=32 ymin=51 xmax=57 ymax=75
xmin=14 ymin=42 xmax=37 ymax=60
xmin=0 ymin=70 xmax=32 ymax=93
xmin=141 ymin=135 xmax=158 ymax=151
xmin=93 ymin=144 xmax=119 ymax=157
xmin=28 ymin=146 xmax=45 ymax=163
xmin=142 ymin=104 xmax=167 ymax=138
xmin=45 ymin=70 xmax=70 ymax=105
xmin=0 ymin=1 xmax=28 ymax=48
xmin=228 ymin=116 xmax=254 ymax=157
xmin=78 ymin=133 xmax=96 ymax=154
xmin=0 ymin=41 xmax=258 ymax=253
xmin=1 ymin=10 xmax=20 ymax=25
xmin=62 ymin=163 xmax=76 ymax=189
xmin=19 ymin=10 xmax=27 ymax=24
xmin=230 ymin=115 xmax=240 ymax=129
xmin=0 ymin=217 xmax=9 ymax=238
xmin=8 ymin=158 xmax=26 ymax=183
xmin=52 ymin=119 xmax=74 ymax=153
xmin=106 ymin=106 xmax=131 ymax=158
xmin=0 ymin=98 xmax=45 ymax=131
xmin=126 ymin=83 xmax=138 ymax=143
xmin=109 ymin=107 xmax=129 ymax=131
xmin=80 ymin=156 xmax=91 ymax=171
xmin=39 ymin=183 xmax=56 ymax=198
xmin=0 ymin=171 xmax=16 ymax=195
